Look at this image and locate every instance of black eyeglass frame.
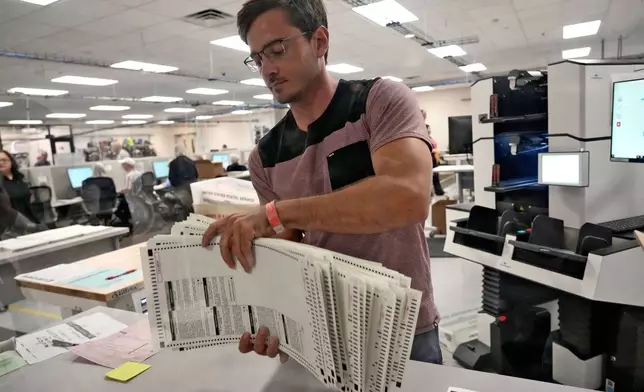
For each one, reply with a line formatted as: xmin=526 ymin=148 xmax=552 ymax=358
xmin=243 ymin=31 xmax=313 ymax=72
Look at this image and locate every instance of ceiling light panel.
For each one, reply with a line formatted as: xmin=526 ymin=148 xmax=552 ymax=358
xmin=459 ymin=63 xmax=487 ymax=73
xmin=46 ymin=113 xmax=86 ymax=119
xmin=195 ymin=116 xmax=213 ymax=120
xmin=562 ymin=47 xmax=591 ymax=59
xmin=10 ymin=120 xmax=43 ymax=125
xmin=231 ymin=110 xmax=253 ymax=115
xmin=352 ymin=0 xmax=418 ymax=27
xmin=164 ymin=108 xmax=196 ymax=113
xmin=110 ymin=60 xmax=178 ymax=73
xmin=90 ymin=105 xmax=131 ymax=111
xmin=412 ymin=86 xmax=435 ymax=92
xmin=327 ymin=63 xmax=364 ymax=74
xmin=0 ymin=102 xmax=13 ymax=108
xmin=382 ymin=76 xmax=402 ymax=82
xmin=239 ymin=78 xmax=266 ymax=87
xmin=20 ymin=0 xmax=59 ymax=5
xmin=122 ymin=114 xmax=153 ymax=119
xmin=213 ymin=100 xmax=245 ymax=106
xmin=158 ymin=121 xmax=175 ymax=124
xmin=122 ymin=120 xmax=147 ymax=125
xmin=8 ymin=87 xmax=68 ymax=96
xmin=254 ymin=94 xmax=274 ymax=100
xmin=210 ymin=36 xmax=250 ymax=52
xmin=563 ymin=20 xmax=601 ymax=39
xmin=51 ymin=75 xmax=118 ymax=86
xmin=186 ymin=88 xmax=229 ymax=96
xmin=86 ymin=120 xmax=115 ymax=125
xmin=140 ymin=96 xmax=183 ymax=103
xmin=427 ymin=45 xmax=467 ymax=58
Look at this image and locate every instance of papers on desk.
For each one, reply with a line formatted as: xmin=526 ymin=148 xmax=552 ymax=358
xmin=72 ymin=320 xmax=158 ymax=368
xmin=17 ymin=263 xmax=95 ymax=284
xmin=15 ymin=312 xmax=127 ymax=364
xmin=142 ymin=214 xmax=422 ymax=392
xmin=16 ymin=264 xmax=141 ymax=289
xmin=0 ymin=351 xmax=27 ymax=377
xmin=0 ymin=225 xmax=110 ymax=252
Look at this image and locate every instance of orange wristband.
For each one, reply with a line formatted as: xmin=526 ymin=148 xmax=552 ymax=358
xmin=265 ymin=201 xmax=285 ymax=234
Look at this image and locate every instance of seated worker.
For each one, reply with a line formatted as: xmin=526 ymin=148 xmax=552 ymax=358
xmin=169 ymin=146 xmax=199 ymax=188
xmin=120 ymin=158 xmax=142 ymax=193
xmin=34 ymin=150 xmax=51 ymax=167
xmin=108 ymin=141 xmax=130 ymax=160
xmin=0 ymin=150 xmax=38 ymax=223
xmin=93 ymin=162 xmax=107 ymax=177
xmin=421 ymin=110 xmax=445 ymax=197
xmin=0 ymin=183 xmax=43 ymax=236
xmin=226 ymin=157 xmax=248 ymax=172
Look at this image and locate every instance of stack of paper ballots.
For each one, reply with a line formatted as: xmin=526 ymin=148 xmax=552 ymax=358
xmin=141 ymin=214 xmax=422 ymax=392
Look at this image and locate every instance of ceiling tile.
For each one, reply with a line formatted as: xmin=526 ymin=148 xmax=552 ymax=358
xmin=0 ymin=19 xmax=63 ymax=47
xmin=18 ymin=0 xmax=128 ymax=28
xmin=0 ymin=0 xmax=41 ymax=23
xmin=136 ymin=0 xmax=215 ymax=18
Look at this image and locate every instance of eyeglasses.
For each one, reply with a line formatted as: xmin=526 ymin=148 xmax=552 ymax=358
xmin=244 ymin=32 xmax=311 ymax=72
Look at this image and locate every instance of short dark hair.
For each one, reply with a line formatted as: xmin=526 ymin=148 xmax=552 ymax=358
xmin=0 ymin=150 xmax=24 ymax=181
xmin=237 ymin=0 xmax=329 ymax=63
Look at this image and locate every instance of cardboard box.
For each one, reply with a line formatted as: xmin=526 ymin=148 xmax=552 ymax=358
xmin=432 ymin=199 xmax=457 ymax=235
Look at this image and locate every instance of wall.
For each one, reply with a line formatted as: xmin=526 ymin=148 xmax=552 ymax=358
xmin=415 ymin=86 xmax=472 ymax=153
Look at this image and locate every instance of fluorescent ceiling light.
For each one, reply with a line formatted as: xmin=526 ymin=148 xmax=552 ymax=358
xmin=46 ymin=113 xmax=86 ymax=119
xmin=231 ymin=110 xmax=253 ymax=115
xmin=240 ymin=78 xmax=266 ymax=87
xmin=254 ymin=94 xmax=274 ymax=100
xmin=122 ymin=114 xmax=153 ymax=119
xmin=20 ymin=0 xmax=59 ymax=5
xmin=428 ymin=45 xmax=467 ymax=58
xmin=158 ymin=121 xmax=175 ymax=125
xmin=90 ymin=105 xmax=130 ymax=111
xmin=86 ymin=120 xmax=115 ymax=125
xmin=327 ymin=63 xmax=364 ymax=74
xmin=353 ymin=0 xmax=418 ymax=26
xmin=51 ymin=75 xmax=118 ymax=86
xmin=9 ymin=120 xmax=43 ymax=125
xmin=195 ymin=115 xmax=213 ymax=120
xmin=528 ymin=71 xmax=543 ymax=77
xmin=404 ymin=34 xmax=415 ymax=39
xmin=562 ymin=47 xmax=591 ymax=59
xmin=186 ymin=88 xmax=229 ymax=96
xmin=110 ymin=60 xmax=178 ymax=73
xmin=210 ymin=36 xmax=250 ymax=52
xmin=122 ymin=120 xmax=147 ymax=125
xmin=7 ymin=87 xmax=68 ymax=96
xmin=382 ymin=76 xmax=402 ymax=82
xmin=0 ymin=102 xmax=13 ymax=108
xmin=140 ymin=96 xmax=183 ymax=103
xmin=412 ymin=85 xmax=435 ymax=92
xmin=563 ymin=20 xmax=601 ymax=39
xmin=459 ymin=63 xmax=487 ymax=73
xmin=213 ymin=100 xmax=245 ymax=106
xmin=164 ymin=108 xmax=196 ymax=113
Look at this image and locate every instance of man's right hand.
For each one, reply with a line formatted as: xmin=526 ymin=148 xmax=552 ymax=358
xmin=240 ymin=327 xmax=289 ymax=363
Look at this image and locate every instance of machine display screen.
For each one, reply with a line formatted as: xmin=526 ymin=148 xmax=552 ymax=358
xmin=153 ymin=160 xmax=170 ymax=178
xmin=611 ymin=78 xmax=644 ymax=162
xmin=212 ymin=153 xmax=230 ymax=168
xmin=538 ymin=152 xmax=589 ymax=187
xmin=67 ymin=167 xmax=93 ymax=189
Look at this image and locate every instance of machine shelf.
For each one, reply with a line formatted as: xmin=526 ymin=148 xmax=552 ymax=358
xmin=478 ymin=113 xmax=547 ymax=124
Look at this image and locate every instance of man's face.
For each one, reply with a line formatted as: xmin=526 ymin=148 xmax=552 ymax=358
xmin=246 ymin=9 xmax=322 ymax=104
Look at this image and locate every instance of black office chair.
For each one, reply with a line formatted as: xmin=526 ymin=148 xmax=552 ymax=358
xmin=139 ymin=172 xmax=159 ymax=205
xmin=81 ymin=177 xmax=118 ymax=225
xmin=29 ymin=186 xmax=57 ymax=228
xmin=161 ymin=185 xmax=194 ymax=222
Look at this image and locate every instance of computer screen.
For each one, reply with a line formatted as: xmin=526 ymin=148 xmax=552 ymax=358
xmin=67 ymin=167 xmax=93 ymax=189
xmin=153 ymin=160 xmax=170 ymax=178
xmin=212 ymin=153 xmax=230 ymax=168
xmin=611 ymin=78 xmax=644 ymax=163
xmin=538 ymin=152 xmax=589 ymax=187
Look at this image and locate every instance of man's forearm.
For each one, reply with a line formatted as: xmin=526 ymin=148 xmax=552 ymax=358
xmin=276 ymin=175 xmax=429 ymax=235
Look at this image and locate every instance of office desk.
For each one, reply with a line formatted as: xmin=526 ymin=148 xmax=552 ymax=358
xmin=51 ymin=197 xmax=83 ymax=208
xmin=0 ymin=306 xmax=590 ymax=392
xmin=0 ymin=227 xmax=128 ymax=306
xmin=434 ymin=165 xmax=475 ymax=203
xmin=16 ymin=243 xmax=145 ymax=317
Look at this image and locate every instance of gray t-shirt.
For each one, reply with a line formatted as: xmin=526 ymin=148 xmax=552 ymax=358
xmin=124 ymin=170 xmax=142 ymax=191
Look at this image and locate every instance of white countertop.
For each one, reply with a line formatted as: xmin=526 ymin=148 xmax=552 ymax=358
xmin=434 ymin=165 xmax=475 ymax=173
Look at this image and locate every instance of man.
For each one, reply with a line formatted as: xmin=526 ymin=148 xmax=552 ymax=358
xmin=202 ymin=0 xmax=441 ymax=365
xmin=34 ymin=150 xmax=51 ymax=167
xmin=226 ymin=156 xmax=248 ymax=172
xmin=119 ymin=158 xmax=141 ymax=193
xmin=109 ymin=141 xmax=130 ymax=160
xmin=421 ymin=109 xmax=445 ymax=197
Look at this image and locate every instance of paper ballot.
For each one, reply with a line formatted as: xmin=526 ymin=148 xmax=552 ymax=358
xmin=142 ymin=214 xmax=422 ymax=392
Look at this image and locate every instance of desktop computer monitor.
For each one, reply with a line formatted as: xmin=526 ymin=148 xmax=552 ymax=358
xmin=212 ymin=153 xmax=230 ymax=168
xmin=538 ymin=152 xmax=589 ymax=187
xmin=67 ymin=167 xmax=94 ymax=190
xmin=153 ymin=160 xmax=170 ymax=178
xmin=611 ymin=77 xmax=644 ymax=163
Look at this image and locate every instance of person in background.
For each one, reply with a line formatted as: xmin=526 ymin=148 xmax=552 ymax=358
xmin=120 ymin=158 xmax=141 ymax=193
xmin=0 ymin=150 xmax=37 ymax=223
xmin=109 ymin=141 xmax=130 ymax=160
xmin=222 ymin=144 xmax=228 ymax=150
xmin=162 ymin=146 xmax=199 ymax=189
xmin=93 ymin=162 xmax=107 ymax=177
xmin=421 ymin=110 xmax=445 ymax=197
xmin=226 ymin=156 xmax=248 ymax=172
xmin=34 ymin=150 xmax=51 ymax=167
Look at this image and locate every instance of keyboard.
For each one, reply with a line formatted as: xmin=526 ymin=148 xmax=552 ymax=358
xmin=598 ymin=215 xmax=644 ymax=233
xmin=0 ymin=225 xmax=109 ymax=252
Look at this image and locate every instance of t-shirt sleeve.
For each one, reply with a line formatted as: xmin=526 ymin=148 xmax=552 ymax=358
xmin=366 ymin=79 xmax=432 ymax=154
xmin=248 ymin=148 xmax=278 ymax=205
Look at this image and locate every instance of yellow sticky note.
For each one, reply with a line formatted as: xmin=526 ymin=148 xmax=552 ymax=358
xmin=105 ymin=362 xmax=151 ymax=382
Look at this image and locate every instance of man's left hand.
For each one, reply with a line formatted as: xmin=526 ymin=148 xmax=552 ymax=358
xmin=201 ymin=211 xmax=274 ymax=273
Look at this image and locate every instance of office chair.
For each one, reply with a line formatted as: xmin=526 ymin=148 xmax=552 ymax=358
xmin=138 ymin=172 xmax=160 ymax=205
xmin=29 ymin=185 xmax=57 ymax=228
xmin=81 ymin=177 xmax=118 ymax=225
